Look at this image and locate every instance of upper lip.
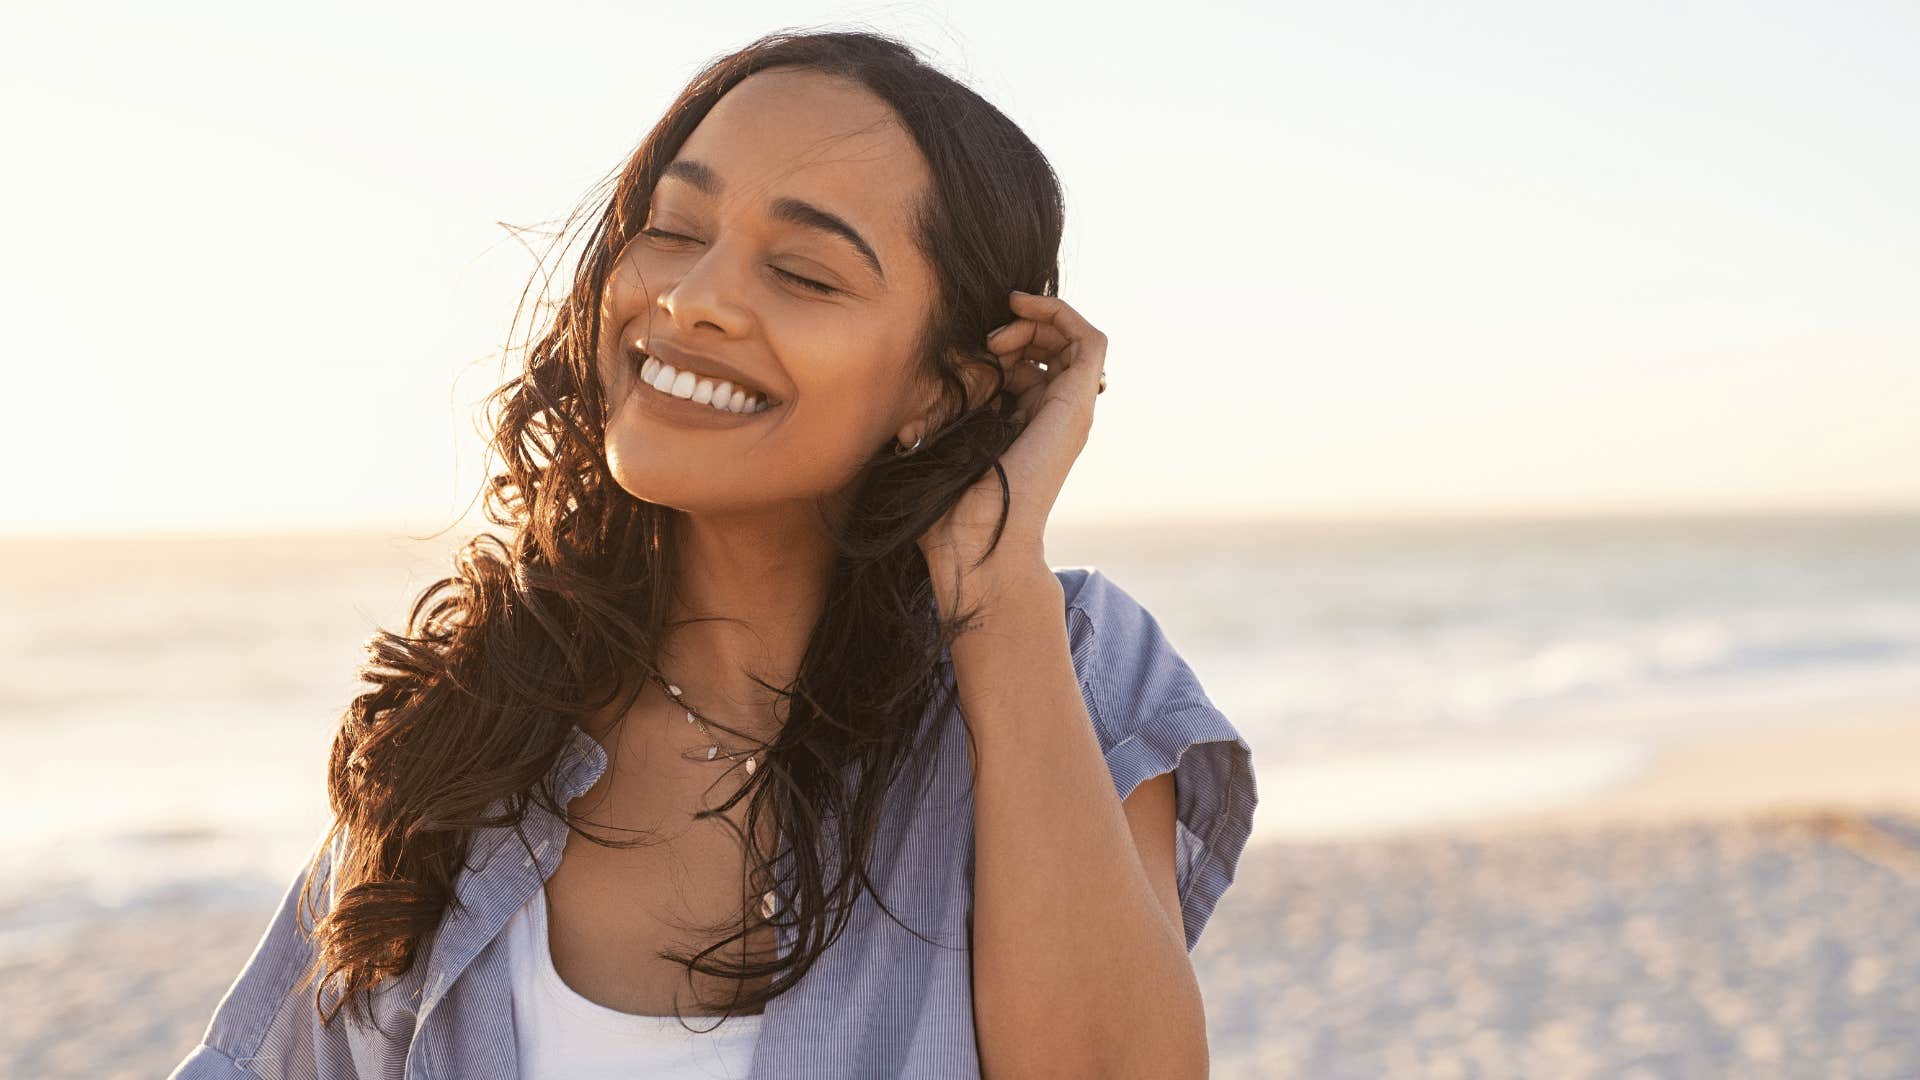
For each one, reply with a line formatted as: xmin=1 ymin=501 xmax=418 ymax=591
xmin=635 ymin=339 xmax=778 ymax=403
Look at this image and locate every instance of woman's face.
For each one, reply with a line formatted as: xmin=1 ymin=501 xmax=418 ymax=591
xmin=596 ymin=67 xmax=949 ymax=516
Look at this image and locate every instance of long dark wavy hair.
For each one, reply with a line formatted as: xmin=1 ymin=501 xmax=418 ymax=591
xmin=291 ymin=27 xmax=1065 ymax=1032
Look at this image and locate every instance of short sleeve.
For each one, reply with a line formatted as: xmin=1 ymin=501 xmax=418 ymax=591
xmin=1056 ymin=567 xmax=1258 ymax=953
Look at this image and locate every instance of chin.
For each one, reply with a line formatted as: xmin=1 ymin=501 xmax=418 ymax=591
xmin=601 ymin=428 xmax=763 ymax=515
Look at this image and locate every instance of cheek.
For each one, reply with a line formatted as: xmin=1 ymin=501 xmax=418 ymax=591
xmin=604 ymin=257 xmax=652 ymax=319
xmin=593 ymin=345 xmax=626 ymax=406
xmin=785 ymin=352 xmax=919 ymax=451
xmin=601 ymin=237 xmax=667 ymax=316
xmin=594 ymin=260 xmax=658 ymax=392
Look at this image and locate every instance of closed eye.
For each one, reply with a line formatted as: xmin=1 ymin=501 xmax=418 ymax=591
xmin=773 ymin=268 xmax=838 ymax=295
xmin=638 ymin=227 xmax=839 ymax=296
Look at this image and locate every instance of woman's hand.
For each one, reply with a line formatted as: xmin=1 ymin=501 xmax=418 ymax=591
xmin=917 ymin=289 xmax=1108 ymax=610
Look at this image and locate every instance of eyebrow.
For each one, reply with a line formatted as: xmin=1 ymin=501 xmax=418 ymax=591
xmin=660 ymin=158 xmax=887 ymax=285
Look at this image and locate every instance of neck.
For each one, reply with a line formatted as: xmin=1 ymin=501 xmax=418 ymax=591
xmin=649 ymin=504 xmax=835 ymax=738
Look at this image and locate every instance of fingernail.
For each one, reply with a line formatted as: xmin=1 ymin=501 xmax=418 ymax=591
xmin=987 ymin=320 xmax=1014 ymax=337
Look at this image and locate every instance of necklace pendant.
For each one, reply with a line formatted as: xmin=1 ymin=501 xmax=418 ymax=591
xmin=744 ymin=755 xmax=757 ymax=776
xmin=706 ymin=744 xmax=718 ymax=761
xmin=666 ymin=683 xmax=681 ymax=697
xmin=760 ymin=890 xmax=776 ymax=919
xmin=685 ymin=709 xmax=697 ymax=725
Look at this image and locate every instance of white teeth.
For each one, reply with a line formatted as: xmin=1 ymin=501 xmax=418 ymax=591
xmin=638 ymin=356 xmax=771 ymax=415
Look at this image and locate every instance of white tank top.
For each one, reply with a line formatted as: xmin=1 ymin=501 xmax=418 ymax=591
xmin=503 ymin=883 xmax=764 ymax=1079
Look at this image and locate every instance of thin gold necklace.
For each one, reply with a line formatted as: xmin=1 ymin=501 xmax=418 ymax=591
xmin=647 ymin=670 xmax=766 ymax=776
xmin=647 ymin=670 xmax=778 ymax=922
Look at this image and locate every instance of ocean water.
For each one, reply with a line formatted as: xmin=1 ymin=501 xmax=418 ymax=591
xmin=3 ymin=510 xmax=1917 ymax=940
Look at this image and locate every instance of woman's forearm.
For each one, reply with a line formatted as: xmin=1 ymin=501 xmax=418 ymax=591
xmin=940 ymin=562 xmax=1207 ymax=1079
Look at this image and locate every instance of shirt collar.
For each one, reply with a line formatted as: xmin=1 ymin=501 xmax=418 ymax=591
xmin=414 ymin=723 xmax=608 ymax=1018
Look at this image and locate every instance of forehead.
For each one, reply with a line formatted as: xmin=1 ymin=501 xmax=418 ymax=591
xmin=666 ymin=68 xmax=931 ymax=244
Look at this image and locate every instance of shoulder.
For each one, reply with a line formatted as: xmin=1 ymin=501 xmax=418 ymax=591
xmin=1047 ymin=564 xmax=1258 ymax=953
xmin=1051 ymin=563 xmax=1189 ymax=657
xmin=1049 ymin=565 xmax=1228 ymax=748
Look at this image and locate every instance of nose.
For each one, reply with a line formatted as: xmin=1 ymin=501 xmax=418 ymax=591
xmin=656 ymin=238 xmax=753 ymax=338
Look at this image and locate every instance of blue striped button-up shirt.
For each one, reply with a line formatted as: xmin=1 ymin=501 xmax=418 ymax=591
xmin=168 ymin=566 xmax=1259 ymax=1079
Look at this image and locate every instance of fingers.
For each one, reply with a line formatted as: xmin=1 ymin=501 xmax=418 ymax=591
xmin=982 ymin=291 xmax=1108 ymax=419
xmin=993 ymin=293 xmax=1105 ymax=382
xmin=996 ymin=357 xmax=1048 ymax=400
xmin=983 ymin=321 xmax=1057 ymax=402
xmin=1007 ymin=290 xmax=1106 ymax=351
xmin=986 ymin=318 xmax=1071 ymax=357
xmin=1010 ymin=377 xmax=1050 ymax=424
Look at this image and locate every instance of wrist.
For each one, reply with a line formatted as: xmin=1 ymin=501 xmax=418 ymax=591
xmin=942 ymin=568 xmax=1069 ymax=666
xmin=926 ymin=548 xmax=1058 ymax=619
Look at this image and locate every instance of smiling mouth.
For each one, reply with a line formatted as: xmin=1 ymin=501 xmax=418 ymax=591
xmin=633 ymin=351 xmax=775 ymax=415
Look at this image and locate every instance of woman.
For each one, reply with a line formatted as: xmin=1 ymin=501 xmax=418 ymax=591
xmin=169 ymin=28 xmax=1255 ymax=1080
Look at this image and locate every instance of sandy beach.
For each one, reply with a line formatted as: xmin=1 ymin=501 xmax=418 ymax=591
xmin=7 ymin=715 xmax=1919 ymax=1079
xmin=1202 ymin=712 xmax=1920 ymax=1078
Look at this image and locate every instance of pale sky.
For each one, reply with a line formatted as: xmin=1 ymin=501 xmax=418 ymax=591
xmin=3 ymin=1 xmax=1915 ymax=535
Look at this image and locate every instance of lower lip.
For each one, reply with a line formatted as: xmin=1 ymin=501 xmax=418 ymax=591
xmin=630 ymin=365 xmax=779 ymax=429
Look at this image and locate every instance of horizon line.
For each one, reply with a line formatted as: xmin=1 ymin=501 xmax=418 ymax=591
xmin=2 ymin=497 xmax=1917 ymax=544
